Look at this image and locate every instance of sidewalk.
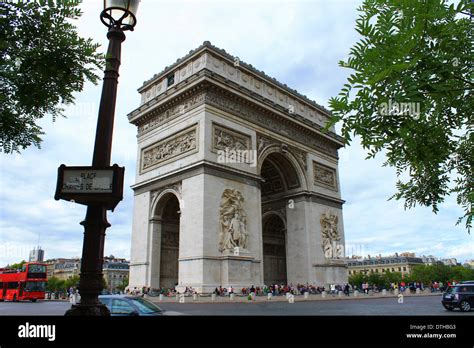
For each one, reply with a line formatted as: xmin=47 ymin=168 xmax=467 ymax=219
xmin=146 ymin=291 xmax=441 ymax=304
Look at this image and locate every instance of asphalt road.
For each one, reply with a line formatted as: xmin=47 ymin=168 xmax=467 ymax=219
xmin=0 ymin=295 xmax=472 ymax=316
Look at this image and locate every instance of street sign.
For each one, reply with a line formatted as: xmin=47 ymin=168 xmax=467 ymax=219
xmin=54 ymin=164 xmax=124 ymax=210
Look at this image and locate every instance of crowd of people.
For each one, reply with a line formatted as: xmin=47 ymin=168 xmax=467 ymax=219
xmin=353 ymin=280 xmax=458 ymax=294
xmin=211 ymin=283 xmax=341 ymax=296
xmin=126 ymin=286 xmax=195 ymax=297
xmin=67 ymin=287 xmax=81 ymax=304
xmin=213 ymin=283 xmax=358 ymax=296
xmin=235 ymin=283 xmax=328 ymax=296
xmin=126 ymin=280 xmax=458 ymax=298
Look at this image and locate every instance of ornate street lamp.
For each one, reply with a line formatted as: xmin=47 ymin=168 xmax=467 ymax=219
xmin=100 ymin=0 xmax=140 ymax=31
xmin=64 ymin=0 xmax=140 ymax=316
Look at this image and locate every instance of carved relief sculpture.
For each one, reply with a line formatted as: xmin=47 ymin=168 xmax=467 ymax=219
xmin=313 ymin=161 xmax=337 ymax=190
xmin=205 ymin=91 xmax=338 ymax=157
xmin=138 ymin=92 xmax=206 ymax=136
xmin=320 ymin=211 xmax=342 ymax=258
xmin=141 ymin=126 xmax=197 ymax=172
xmin=213 ymin=124 xmax=250 ymax=152
xmin=257 ymin=134 xmax=275 ymax=155
xmin=291 ymin=148 xmax=307 ymax=170
xmin=218 ymin=189 xmax=249 ymax=252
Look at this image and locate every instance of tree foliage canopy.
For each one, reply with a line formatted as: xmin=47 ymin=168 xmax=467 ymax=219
xmin=328 ymin=0 xmax=473 ymax=232
xmin=46 ymin=275 xmax=80 ymax=292
xmin=5 ymin=260 xmax=27 ymax=270
xmin=349 ymin=264 xmax=474 ymax=288
xmin=0 ymin=0 xmax=103 ymax=153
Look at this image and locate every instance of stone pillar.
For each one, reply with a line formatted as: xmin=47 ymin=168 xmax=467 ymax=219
xmin=286 ymin=199 xmax=311 ymax=284
xmin=129 ymin=191 xmax=152 ymax=289
xmin=148 ymin=218 xmax=162 ymax=288
xmin=307 ymin=202 xmax=347 ymax=287
xmin=178 ymin=174 xmax=261 ymax=293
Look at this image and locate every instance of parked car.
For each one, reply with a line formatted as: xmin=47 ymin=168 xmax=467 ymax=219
xmin=99 ymin=295 xmax=164 ymax=316
xmin=441 ymin=284 xmax=474 ymax=312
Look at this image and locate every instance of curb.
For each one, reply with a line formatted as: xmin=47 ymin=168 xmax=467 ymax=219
xmin=148 ymin=292 xmax=441 ymax=305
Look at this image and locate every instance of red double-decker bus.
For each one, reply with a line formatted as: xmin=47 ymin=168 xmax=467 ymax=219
xmin=0 ymin=262 xmax=47 ymax=302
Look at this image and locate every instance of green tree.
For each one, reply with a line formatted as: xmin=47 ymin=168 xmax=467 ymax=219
xmin=0 ymin=0 xmax=103 ymax=153
xmin=64 ymin=275 xmax=80 ymax=289
xmin=408 ymin=263 xmax=474 ymax=284
xmin=383 ymin=271 xmax=403 ymax=287
xmin=328 ymin=0 xmax=473 ymax=232
xmin=408 ymin=264 xmax=433 ymax=284
xmin=6 ymin=260 xmax=27 ymax=270
xmin=116 ymin=276 xmax=129 ymax=292
xmin=348 ymin=272 xmax=368 ymax=288
xmin=368 ymin=273 xmax=385 ymax=288
xmin=46 ymin=276 xmax=65 ymax=292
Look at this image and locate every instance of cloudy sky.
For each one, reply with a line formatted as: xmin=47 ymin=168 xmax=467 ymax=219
xmin=1 ymin=0 xmax=472 ymax=266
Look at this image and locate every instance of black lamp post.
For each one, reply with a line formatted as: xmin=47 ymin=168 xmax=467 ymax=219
xmin=65 ymin=0 xmax=140 ymax=316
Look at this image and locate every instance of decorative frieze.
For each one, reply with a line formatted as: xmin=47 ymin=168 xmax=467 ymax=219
xmin=137 ymin=92 xmax=206 ymax=136
xmin=134 ymin=85 xmax=339 ymax=158
xmin=212 ymin=123 xmax=251 ymax=152
xmin=141 ymin=125 xmax=198 ymax=173
xmin=313 ymin=161 xmax=337 ymax=191
xmin=205 ymin=90 xmax=338 ymax=158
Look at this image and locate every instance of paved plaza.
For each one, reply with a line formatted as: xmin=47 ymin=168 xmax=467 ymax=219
xmin=0 ymin=294 xmax=472 ymax=316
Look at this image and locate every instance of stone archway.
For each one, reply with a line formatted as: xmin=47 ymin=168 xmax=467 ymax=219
xmin=158 ymin=194 xmax=180 ymax=289
xmin=150 ymin=192 xmax=181 ymax=289
xmin=260 ymin=151 xmax=303 ymax=286
xmin=262 ymin=213 xmax=287 ymax=285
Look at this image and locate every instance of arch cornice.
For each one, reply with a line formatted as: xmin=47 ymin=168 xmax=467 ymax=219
xmin=258 ymin=145 xmax=309 ymax=192
xmin=150 ymin=183 xmax=182 ymax=218
xmin=262 ymin=210 xmax=287 ymax=231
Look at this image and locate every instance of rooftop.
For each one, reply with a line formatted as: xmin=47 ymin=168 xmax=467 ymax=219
xmin=140 ymin=41 xmax=331 ymax=115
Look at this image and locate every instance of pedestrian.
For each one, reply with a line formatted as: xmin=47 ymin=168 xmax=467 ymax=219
xmin=69 ymin=292 xmax=75 ymax=304
xmin=344 ymin=284 xmax=350 ymax=296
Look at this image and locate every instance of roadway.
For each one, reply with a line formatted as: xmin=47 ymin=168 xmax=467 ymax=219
xmin=0 ymin=294 xmax=472 ymax=316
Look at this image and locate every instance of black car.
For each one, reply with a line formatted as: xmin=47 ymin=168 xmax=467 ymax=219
xmin=441 ymin=284 xmax=474 ymax=312
xmin=99 ymin=295 xmax=164 ymax=316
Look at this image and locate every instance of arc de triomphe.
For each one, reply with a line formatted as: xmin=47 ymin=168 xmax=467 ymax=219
xmin=127 ymin=41 xmax=347 ymax=293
